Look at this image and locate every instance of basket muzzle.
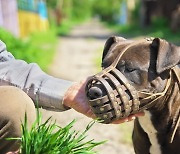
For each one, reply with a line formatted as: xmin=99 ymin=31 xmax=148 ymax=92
xmin=86 ymin=66 xmax=140 ymax=123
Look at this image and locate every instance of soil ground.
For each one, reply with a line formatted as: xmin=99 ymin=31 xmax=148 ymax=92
xmin=42 ymin=19 xmax=135 ymax=154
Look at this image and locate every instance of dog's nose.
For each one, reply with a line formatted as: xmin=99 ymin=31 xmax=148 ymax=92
xmin=88 ymin=87 xmax=103 ymax=100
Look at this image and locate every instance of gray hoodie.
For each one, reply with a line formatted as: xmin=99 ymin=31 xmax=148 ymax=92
xmin=0 ymin=40 xmax=73 ymax=111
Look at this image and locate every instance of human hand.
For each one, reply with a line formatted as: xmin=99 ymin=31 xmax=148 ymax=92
xmin=63 ymin=78 xmax=144 ymax=124
xmin=6 ymin=150 xmax=19 ymax=154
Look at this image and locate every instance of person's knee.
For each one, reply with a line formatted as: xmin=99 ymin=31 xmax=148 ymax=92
xmin=0 ymin=86 xmax=36 ymax=127
xmin=0 ymin=86 xmax=36 ymax=152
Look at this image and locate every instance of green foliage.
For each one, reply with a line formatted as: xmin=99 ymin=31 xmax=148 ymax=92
xmin=107 ymin=16 xmax=180 ymax=44
xmin=130 ymin=0 xmax=141 ymax=24
xmin=46 ymin=0 xmax=58 ymax=8
xmin=71 ymin=0 xmax=93 ymax=20
xmin=0 ymin=28 xmax=26 ymax=59
xmin=9 ymin=110 xmax=105 ymax=154
xmin=47 ymin=0 xmax=123 ymax=35
xmin=122 ymin=0 xmax=180 ymax=44
xmin=0 ymin=28 xmax=57 ymax=71
xmin=47 ymin=0 xmax=94 ymax=35
xmin=92 ymin=0 xmax=122 ymax=23
xmin=57 ymin=18 xmax=80 ymax=36
xmin=119 ymin=122 xmax=133 ymax=145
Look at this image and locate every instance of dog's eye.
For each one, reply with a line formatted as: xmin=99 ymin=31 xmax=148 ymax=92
xmin=126 ymin=66 xmax=136 ymax=72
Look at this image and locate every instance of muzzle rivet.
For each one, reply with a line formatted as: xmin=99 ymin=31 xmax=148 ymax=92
xmin=118 ymin=88 xmax=123 ymax=92
xmin=100 ymin=107 xmax=104 ymax=111
xmin=125 ymin=105 xmax=130 ymax=109
xmin=103 ymin=115 xmax=108 ymax=119
xmin=114 ymin=101 xmax=118 ymax=105
xmin=122 ymin=96 xmax=127 ymax=100
xmin=110 ymin=93 xmax=114 ymax=98
xmin=132 ymin=91 xmax=136 ymax=95
xmin=127 ymin=83 xmax=131 ymax=87
xmin=97 ymin=100 xmax=101 ymax=104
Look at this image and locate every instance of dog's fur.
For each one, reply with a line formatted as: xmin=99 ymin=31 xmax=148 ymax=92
xmin=101 ymin=36 xmax=180 ymax=154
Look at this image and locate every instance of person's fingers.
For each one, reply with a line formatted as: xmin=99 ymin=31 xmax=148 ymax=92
xmin=111 ymin=118 xmax=129 ymax=124
xmin=85 ymin=108 xmax=96 ymax=119
xmin=6 ymin=151 xmax=19 ymax=154
xmin=111 ymin=112 xmax=145 ymax=124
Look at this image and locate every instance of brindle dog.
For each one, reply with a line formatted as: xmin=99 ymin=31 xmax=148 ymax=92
xmin=86 ymin=36 xmax=180 ymax=154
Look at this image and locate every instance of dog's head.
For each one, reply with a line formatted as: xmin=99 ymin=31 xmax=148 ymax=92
xmin=86 ymin=36 xmax=180 ymax=123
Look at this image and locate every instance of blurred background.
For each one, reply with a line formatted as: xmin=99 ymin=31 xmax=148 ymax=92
xmin=0 ymin=0 xmax=180 ymax=154
xmin=0 ymin=0 xmax=179 ymax=71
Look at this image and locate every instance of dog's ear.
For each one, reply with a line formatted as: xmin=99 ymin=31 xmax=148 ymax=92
xmin=102 ymin=36 xmax=126 ymax=61
xmin=152 ymin=38 xmax=180 ymax=74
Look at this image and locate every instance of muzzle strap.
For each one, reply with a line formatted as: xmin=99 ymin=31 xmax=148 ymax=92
xmin=111 ymin=68 xmax=140 ymax=112
xmin=96 ymin=77 xmax=122 ymax=118
xmin=103 ymin=71 xmax=131 ymax=117
xmin=169 ymin=66 xmax=180 ymax=143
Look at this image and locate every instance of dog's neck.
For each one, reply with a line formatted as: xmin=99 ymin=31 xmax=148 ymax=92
xmin=148 ymin=69 xmax=180 ymax=142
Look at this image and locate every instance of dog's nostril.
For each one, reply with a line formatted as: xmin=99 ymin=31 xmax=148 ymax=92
xmin=88 ymin=87 xmax=103 ymax=99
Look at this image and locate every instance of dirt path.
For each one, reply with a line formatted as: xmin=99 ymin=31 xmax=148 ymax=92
xmin=45 ymin=19 xmax=135 ymax=154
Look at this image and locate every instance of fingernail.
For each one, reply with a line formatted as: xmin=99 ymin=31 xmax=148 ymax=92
xmin=124 ymin=119 xmax=128 ymax=122
xmin=131 ymin=116 xmax=136 ymax=120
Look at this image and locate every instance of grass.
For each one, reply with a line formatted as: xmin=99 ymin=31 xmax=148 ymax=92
xmin=56 ymin=19 xmax=76 ymax=36
xmin=94 ymin=47 xmax=103 ymax=73
xmin=8 ymin=109 xmax=105 ymax=154
xmin=57 ymin=18 xmax=88 ymax=36
xmin=118 ymin=122 xmax=134 ymax=146
xmin=27 ymin=29 xmax=58 ymax=71
xmin=0 ymin=28 xmax=57 ymax=72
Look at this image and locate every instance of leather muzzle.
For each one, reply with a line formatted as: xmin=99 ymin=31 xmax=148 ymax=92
xmin=86 ymin=66 xmax=140 ymax=123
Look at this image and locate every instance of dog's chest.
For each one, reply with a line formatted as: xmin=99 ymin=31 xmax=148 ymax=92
xmin=138 ymin=111 xmax=162 ymax=154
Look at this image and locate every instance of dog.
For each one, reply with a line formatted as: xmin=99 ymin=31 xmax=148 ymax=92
xmin=86 ymin=36 xmax=180 ymax=154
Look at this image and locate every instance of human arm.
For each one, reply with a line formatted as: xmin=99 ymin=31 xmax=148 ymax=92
xmin=0 ymin=40 xmax=72 ymax=111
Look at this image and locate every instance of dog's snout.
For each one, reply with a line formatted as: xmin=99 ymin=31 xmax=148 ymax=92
xmin=88 ymin=87 xmax=103 ymax=100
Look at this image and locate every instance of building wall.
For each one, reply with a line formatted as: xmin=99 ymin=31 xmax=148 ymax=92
xmin=0 ymin=0 xmax=19 ymax=36
xmin=18 ymin=10 xmax=48 ymax=37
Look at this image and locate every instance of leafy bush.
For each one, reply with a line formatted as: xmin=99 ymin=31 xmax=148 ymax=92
xmin=0 ymin=28 xmax=57 ymax=71
xmin=92 ymin=0 xmax=122 ymax=23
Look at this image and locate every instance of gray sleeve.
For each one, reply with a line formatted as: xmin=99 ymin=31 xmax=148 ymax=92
xmin=0 ymin=40 xmax=73 ymax=111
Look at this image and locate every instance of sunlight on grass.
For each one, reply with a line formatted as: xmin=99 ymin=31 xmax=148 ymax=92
xmin=94 ymin=47 xmax=103 ymax=73
xmin=119 ymin=122 xmax=134 ymax=146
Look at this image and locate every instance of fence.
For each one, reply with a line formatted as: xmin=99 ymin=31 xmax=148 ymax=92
xmin=0 ymin=0 xmax=49 ymax=38
xmin=18 ymin=0 xmax=49 ymax=37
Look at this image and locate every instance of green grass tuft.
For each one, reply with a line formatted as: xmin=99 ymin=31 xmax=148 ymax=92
xmin=9 ymin=109 xmax=105 ymax=154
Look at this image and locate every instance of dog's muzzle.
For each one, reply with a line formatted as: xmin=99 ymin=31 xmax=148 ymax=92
xmin=86 ymin=66 xmax=140 ymax=123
